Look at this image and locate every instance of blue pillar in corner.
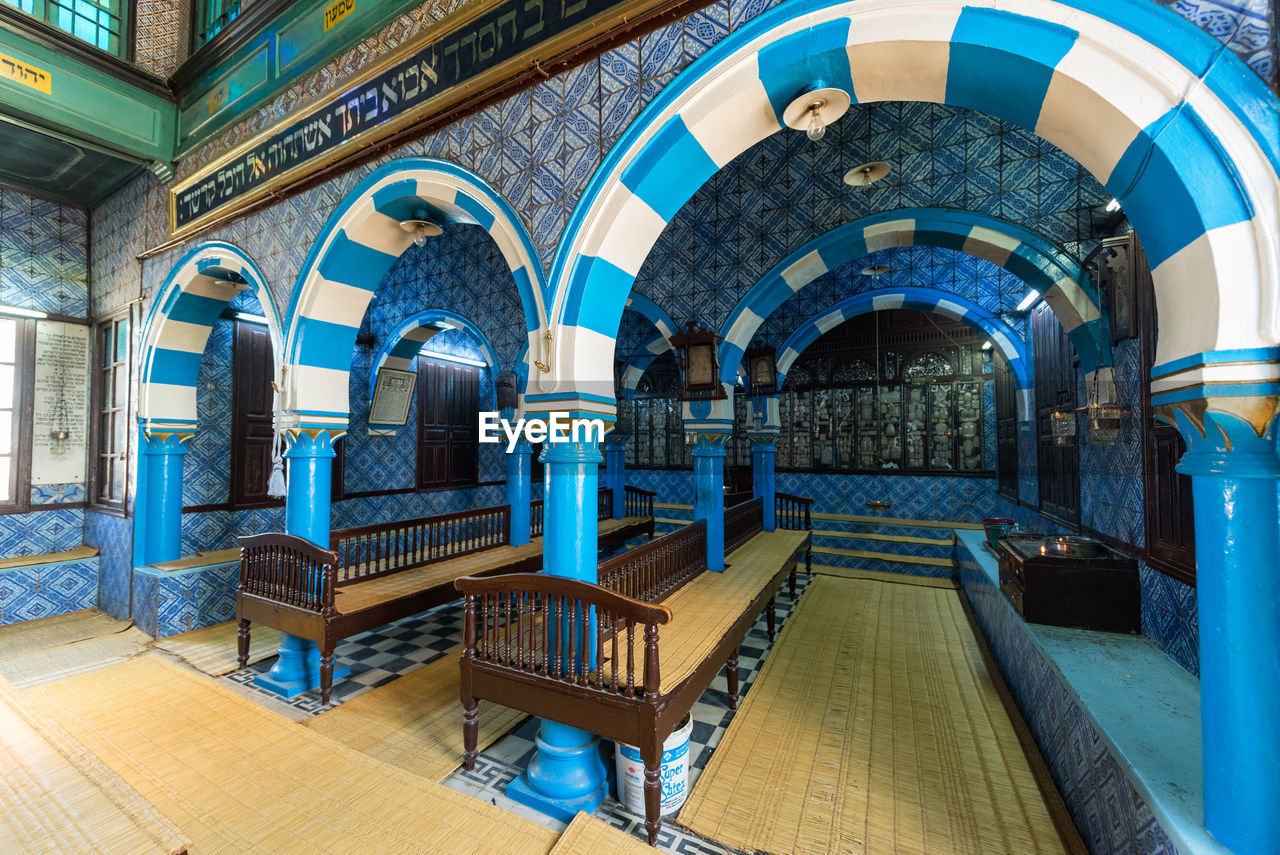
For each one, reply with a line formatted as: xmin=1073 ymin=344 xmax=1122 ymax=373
xmin=507 ymin=439 xmax=608 ymax=821
xmin=691 ymin=432 xmax=728 ymax=572
xmin=142 ymin=432 xmax=190 ymax=565
xmin=1169 ymin=405 xmax=1280 ymax=855
xmin=255 ymin=429 xmax=349 ymax=699
xmin=603 ymin=434 xmax=628 ymax=519
xmin=750 ymin=432 xmax=778 ymax=532
xmin=506 ymin=437 xmax=533 ymax=546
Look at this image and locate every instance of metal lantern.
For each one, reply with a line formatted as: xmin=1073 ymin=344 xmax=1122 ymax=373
xmin=670 ymin=321 xmax=727 ymax=401
xmin=745 ymin=343 xmax=777 ymax=396
xmin=1050 ymin=409 xmax=1077 ymax=445
xmin=496 ymin=369 xmax=519 ymax=412
xmin=1086 ymin=403 xmax=1125 ymax=444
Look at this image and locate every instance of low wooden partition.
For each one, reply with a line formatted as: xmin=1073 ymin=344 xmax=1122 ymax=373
xmin=456 ymin=494 xmax=812 ymax=845
xmin=775 ymin=491 xmax=813 ymax=532
xmin=330 ymin=505 xmax=511 ymax=584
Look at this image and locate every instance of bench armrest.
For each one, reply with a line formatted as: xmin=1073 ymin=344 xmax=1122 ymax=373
xmin=239 ymin=532 xmax=339 ymax=614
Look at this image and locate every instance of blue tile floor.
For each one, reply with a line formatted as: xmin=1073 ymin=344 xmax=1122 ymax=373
xmin=224 ymin=574 xmax=814 ymax=853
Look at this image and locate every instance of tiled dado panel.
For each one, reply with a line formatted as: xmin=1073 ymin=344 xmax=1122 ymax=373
xmin=956 ymin=542 xmax=1187 ymax=855
xmin=627 ymin=468 xmax=696 ymax=505
xmin=778 ymin=471 xmax=998 ymax=521
xmin=0 ymin=508 xmax=86 ymax=559
xmin=132 ymin=562 xmax=237 ymax=638
xmin=84 ymin=510 xmax=133 ymax=621
xmin=0 ymin=557 xmax=99 ymax=625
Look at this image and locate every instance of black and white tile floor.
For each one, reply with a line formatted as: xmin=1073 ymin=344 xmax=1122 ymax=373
xmin=225 ymin=569 xmax=813 ymax=853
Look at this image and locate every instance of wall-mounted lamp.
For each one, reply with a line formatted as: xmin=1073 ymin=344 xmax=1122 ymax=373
xmin=0 ymin=305 xmax=47 ymax=319
xmin=783 ymin=84 xmax=851 ymax=142
xmin=231 ymin=311 xmax=269 ymax=325
xmin=981 ymin=340 xmax=993 ymax=351
xmin=1105 ymin=198 xmax=1122 ymax=213
xmin=419 ymin=348 xmax=486 ymax=367
xmin=399 ymin=210 xmax=444 ymax=246
xmin=745 ymin=343 xmax=778 ymax=396
xmin=670 ymin=321 xmax=727 ymax=401
xmin=1016 ymin=290 xmax=1042 ymax=312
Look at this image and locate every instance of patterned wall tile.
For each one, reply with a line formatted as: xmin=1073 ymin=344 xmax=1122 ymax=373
xmin=0 ymin=557 xmax=98 ymax=625
xmin=85 ymin=510 xmax=133 ymax=620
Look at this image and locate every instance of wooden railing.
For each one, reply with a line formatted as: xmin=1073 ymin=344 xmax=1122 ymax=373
xmin=724 ymin=497 xmax=765 ymax=553
xmin=530 ymin=499 xmax=545 ymax=539
xmin=329 ymin=505 xmax=511 ymax=585
xmin=724 ymin=489 xmax=753 ymax=508
xmin=239 ymin=533 xmax=337 ymax=614
xmin=775 ymin=492 xmax=813 ymax=531
xmin=460 ymin=573 xmax=672 ymax=700
xmin=599 ymin=487 xmax=612 ymax=519
xmin=597 ymin=519 xmax=706 ymax=602
xmin=624 ymin=485 xmax=655 ymax=518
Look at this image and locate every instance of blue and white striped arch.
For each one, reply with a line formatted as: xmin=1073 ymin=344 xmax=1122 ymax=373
xmin=540 ymin=0 xmax=1280 ymax=416
xmin=139 ymin=241 xmax=283 ymax=435
xmin=618 ymin=293 xmax=680 ymax=400
xmin=776 ymin=288 xmax=1033 ymax=421
xmin=369 ymin=310 xmax=500 ymax=433
xmin=284 ymin=158 xmax=545 ymax=431
xmin=717 ymin=208 xmax=1105 ymax=382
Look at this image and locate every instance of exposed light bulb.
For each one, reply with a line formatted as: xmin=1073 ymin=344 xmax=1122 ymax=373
xmin=805 ymin=104 xmax=826 ymax=142
xmin=414 ymin=230 xmax=428 ymax=247
xmin=1105 ymin=198 xmax=1121 ymax=213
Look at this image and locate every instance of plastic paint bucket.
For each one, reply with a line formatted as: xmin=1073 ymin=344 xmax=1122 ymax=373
xmin=614 ymin=714 xmax=693 ymax=815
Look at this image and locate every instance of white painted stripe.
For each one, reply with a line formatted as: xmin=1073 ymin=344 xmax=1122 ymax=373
xmin=781 ymin=251 xmax=827 ymax=291
xmin=863 ymin=219 xmax=913 ymax=252
xmin=403 ymin=326 xmax=440 ymax=344
xmin=561 ymin=324 xmax=619 ymax=402
xmin=725 ymin=307 xmax=765 ymax=349
xmin=297 ymin=273 xmax=379 ymax=326
xmin=683 ymin=60 xmax=778 ymax=167
xmin=815 ymin=310 xmax=846 ymax=334
xmin=1042 ymin=284 xmax=1085 ymax=332
xmin=590 ymin=190 xmax=667 ymax=276
xmin=153 ymin=318 xmax=214 ymax=354
xmin=992 ymin=331 xmax=1018 ymax=361
xmin=622 ymin=364 xmax=645 ymax=388
xmin=963 ymin=226 xmax=1019 ymax=266
xmin=934 ymin=299 xmax=968 ymax=320
xmin=653 ymin=319 xmax=674 ymax=339
xmin=845 ymin=5 xmax=956 ymax=104
xmin=182 ymin=275 xmax=246 ymax=301
xmin=871 ymin=294 xmax=905 ymax=311
xmin=778 ymin=346 xmax=800 ymax=374
xmin=384 ymin=356 xmax=414 ymax=371
xmin=1016 ymin=389 xmax=1033 ymax=422
xmin=290 ymin=364 xmax=352 ymax=415
xmin=340 ymin=199 xmax=412 ymax=258
xmin=645 ymin=337 xmax=669 ymax=356
xmin=139 ymin=383 xmax=198 ymax=422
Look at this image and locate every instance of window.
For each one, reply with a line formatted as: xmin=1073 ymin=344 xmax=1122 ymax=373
xmin=90 ymin=313 xmax=129 ymax=511
xmin=1 ymin=0 xmax=130 ymax=57
xmin=416 ymin=354 xmax=479 ymax=489
xmin=0 ymin=318 xmax=26 ymax=508
xmin=191 ymin=0 xmax=240 ymax=48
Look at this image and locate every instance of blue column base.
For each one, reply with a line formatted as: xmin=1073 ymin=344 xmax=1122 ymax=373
xmin=505 ymin=719 xmax=607 ymax=823
xmin=254 ymin=633 xmax=350 ymax=699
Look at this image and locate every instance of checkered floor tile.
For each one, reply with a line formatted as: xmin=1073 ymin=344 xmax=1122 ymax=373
xmin=226 ymin=569 xmax=812 ymax=852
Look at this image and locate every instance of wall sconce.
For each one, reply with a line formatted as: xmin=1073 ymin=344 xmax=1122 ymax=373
xmin=1085 ymin=403 xmax=1125 ymax=443
xmin=745 ymin=343 xmax=777 ymax=396
xmin=1050 ymin=409 xmax=1077 ymax=445
xmin=670 ymin=321 xmax=726 ymax=401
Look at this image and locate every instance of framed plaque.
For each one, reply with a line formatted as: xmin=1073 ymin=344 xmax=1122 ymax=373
xmin=368 ymin=367 xmax=416 ymax=427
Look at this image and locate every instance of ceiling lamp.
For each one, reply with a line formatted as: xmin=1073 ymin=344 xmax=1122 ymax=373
xmin=844 ymin=162 xmax=891 ymax=187
xmin=783 ymin=84 xmax=851 ymax=142
xmin=399 ymin=211 xmax=444 ymax=246
xmin=1016 ymin=289 xmax=1042 ymax=312
xmin=861 ymin=264 xmax=890 ymax=279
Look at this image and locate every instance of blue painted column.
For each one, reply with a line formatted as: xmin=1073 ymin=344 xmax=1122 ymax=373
xmin=1167 ymin=404 xmax=1280 ymax=855
xmin=505 ymin=437 xmax=533 ymax=546
xmin=750 ymin=432 xmax=779 ymax=532
xmin=603 ymin=434 xmax=628 ymax=519
xmin=255 ymin=429 xmax=349 ymax=698
xmin=690 ymin=432 xmax=728 ymax=572
xmin=507 ymin=438 xmax=608 ymax=821
xmin=141 ymin=432 xmax=190 ymax=565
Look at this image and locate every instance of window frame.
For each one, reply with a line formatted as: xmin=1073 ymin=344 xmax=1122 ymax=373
xmin=88 ymin=309 xmax=132 ymax=515
xmin=0 ymin=318 xmax=35 ymax=515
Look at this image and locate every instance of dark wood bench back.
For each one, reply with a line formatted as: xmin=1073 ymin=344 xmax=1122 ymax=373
xmin=775 ymin=492 xmax=814 ymax=531
xmin=624 ymin=485 xmax=655 ymax=518
xmin=597 ymin=519 xmax=706 ymax=603
xmin=329 ymin=504 xmax=512 ymax=586
xmin=724 ymin=497 xmax=765 ymax=553
xmin=456 ymin=572 xmax=672 ymax=701
xmin=238 ymin=533 xmax=338 ymax=615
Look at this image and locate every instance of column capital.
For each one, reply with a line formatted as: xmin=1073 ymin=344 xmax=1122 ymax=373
xmin=141 ymin=431 xmax=194 ymax=452
xmin=749 ymin=432 xmax=779 ymax=451
xmin=541 ymin=440 xmax=602 ymax=464
xmin=601 ymin=434 xmax=629 ymax=451
xmin=285 ymin=428 xmax=344 ymax=458
xmin=1155 ymin=392 xmax=1280 ymax=479
xmin=688 ymin=431 xmax=730 ymax=456
xmin=507 ymin=438 xmax=534 ymax=455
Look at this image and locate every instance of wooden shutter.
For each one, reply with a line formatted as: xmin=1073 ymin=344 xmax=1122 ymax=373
xmin=231 ymin=320 xmax=277 ymax=508
xmin=1033 ymin=303 xmax=1080 ymax=524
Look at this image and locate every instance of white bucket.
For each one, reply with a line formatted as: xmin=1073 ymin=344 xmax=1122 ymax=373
xmin=614 ymin=714 xmax=693 ymax=816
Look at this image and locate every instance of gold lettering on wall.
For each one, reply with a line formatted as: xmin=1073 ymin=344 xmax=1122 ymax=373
xmin=323 ymin=0 xmax=356 ymax=31
xmin=0 ymin=52 xmax=51 ymax=95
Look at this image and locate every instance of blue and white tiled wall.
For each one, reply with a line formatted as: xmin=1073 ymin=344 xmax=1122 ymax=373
xmin=0 ymin=555 xmax=99 ymax=626
xmin=132 ymin=561 xmax=239 ymax=638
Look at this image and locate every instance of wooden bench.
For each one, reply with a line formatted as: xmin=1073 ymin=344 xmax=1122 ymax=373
xmin=455 ymin=496 xmax=812 ymax=844
xmin=236 ymin=490 xmax=655 ymax=704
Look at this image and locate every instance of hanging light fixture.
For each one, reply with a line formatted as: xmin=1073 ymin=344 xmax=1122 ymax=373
xmin=399 ymin=210 xmax=444 ymax=246
xmin=1050 ymin=409 xmax=1077 ymax=445
xmin=670 ymin=321 xmax=727 ymax=401
xmin=744 ymin=342 xmax=777 ymax=396
xmin=844 ymin=162 xmax=891 ymax=187
xmin=862 ymin=264 xmax=890 ymax=279
xmin=783 ymin=83 xmax=851 ymax=142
